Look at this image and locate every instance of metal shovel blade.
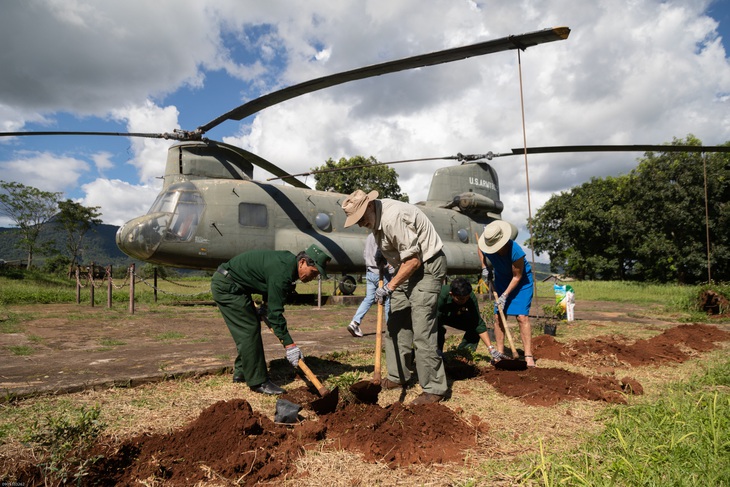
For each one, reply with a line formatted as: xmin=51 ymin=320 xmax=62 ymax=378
xmin=493 ymin=359 xmax=528 ymax=371
xmin=350 ymin=380 xmax=382 ymax=404
xmin=275 ymin=398 xmax=303 ymax=424
xmin=310 ymin=386 xmax=339 ymax=415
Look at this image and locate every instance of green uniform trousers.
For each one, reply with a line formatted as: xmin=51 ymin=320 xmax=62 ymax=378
xmin=384 ymin=252 xmax=448 ymax=395
xmin=211 ymin=272 xmax=268 ymax=387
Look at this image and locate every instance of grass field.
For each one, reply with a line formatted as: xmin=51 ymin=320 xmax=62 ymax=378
xmin=1 ymin=271 xmax=728 ymax=485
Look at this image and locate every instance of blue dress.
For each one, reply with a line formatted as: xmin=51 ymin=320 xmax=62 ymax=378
xmin=483 ymin=240 xmax=534 ymax=316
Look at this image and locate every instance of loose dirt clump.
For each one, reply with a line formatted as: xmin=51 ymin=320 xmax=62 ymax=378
xmin=533 ymin=323 xmax=730 ymax=367
xmin=478 ymin=367 xmax=639 ymax=406
xmin=699 ymin=289 xmax=729 ymax=316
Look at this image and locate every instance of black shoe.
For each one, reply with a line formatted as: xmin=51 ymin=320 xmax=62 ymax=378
xmin=250 ymin=380 xmax=285 ymax=395
xmin=233 ymin=375 xmax=245 ymax=383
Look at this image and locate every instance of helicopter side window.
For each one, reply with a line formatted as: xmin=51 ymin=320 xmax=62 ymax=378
xmin=239 ymin=203 xmax=268 ymax=227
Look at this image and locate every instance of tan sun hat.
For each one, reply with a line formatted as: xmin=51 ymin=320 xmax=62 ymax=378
xmin=479 ymin=220 xmax=514 ymax=254
xmin=342 ymin=189 xmax=379 ymax=228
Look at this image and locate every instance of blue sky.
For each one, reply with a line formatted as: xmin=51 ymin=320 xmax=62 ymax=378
xmin=1 ymin=0 xmax=729 ymax=248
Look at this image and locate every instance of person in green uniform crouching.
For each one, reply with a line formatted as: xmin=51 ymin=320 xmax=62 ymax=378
xmin=437 ymin=277 xmax=508 ymax=363
xmin=211 ymin=244 xmax=332 ymax=395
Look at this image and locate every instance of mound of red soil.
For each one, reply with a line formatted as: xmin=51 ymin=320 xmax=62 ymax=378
xmin=74 ymin=397 xmax=477 ymax=485
xmin=534 ymin=323 xmax=730 ymax=367
xmin=88 ymin=399 xmax=304 ymax=485
xmin=478 ymin=367 xmax=641 ymax=406
xmin=319 ymin=402 xmax=477 ymax=467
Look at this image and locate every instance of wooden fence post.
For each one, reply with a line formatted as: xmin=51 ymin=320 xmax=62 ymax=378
xmin=129 ymin=263 xmax=135 ymax=314
xmin=75 ymin=266 xmax=81 ymax=304
xmin=107 ymin=265 xmax=113 ymax=308
xmin=89 ymin=262 xmax=95 ymax=307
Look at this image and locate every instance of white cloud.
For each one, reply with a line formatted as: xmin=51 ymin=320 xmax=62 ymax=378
xmin=0 ymin=151 xmax=89 ymax=193
xmin=0 ymin=0 xmax=727 ymax=240
xmin=80 ymin=178 xmax=161 ymax=226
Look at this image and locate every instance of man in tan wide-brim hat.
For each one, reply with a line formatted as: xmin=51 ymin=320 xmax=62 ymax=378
xmin=341 ymin=189 xmax=449 ymax=405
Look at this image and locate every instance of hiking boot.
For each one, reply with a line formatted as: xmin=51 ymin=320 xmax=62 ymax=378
xmin=410 ymin=392 xmax=444 ymax=405
xmin=347 ymin=321 xmax=363 ymax=337
xmin=250 ymin=380 xmax=285 ymax=395
xmin=380 ymin=378 xmax=404 ymax=390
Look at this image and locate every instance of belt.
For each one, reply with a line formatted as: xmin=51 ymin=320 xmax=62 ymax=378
xmin=216 ymin=266 xmax=230 ymax=278
xmin=425 ymin=249 xmax=445 ymax=264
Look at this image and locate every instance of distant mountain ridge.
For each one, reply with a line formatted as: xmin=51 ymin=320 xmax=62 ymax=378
xmin=0 ymin=221 xmax=132 ymax=267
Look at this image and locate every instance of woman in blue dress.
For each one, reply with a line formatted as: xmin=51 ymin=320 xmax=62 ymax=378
xmin=479 ymin=220 xmax=536 ymax=367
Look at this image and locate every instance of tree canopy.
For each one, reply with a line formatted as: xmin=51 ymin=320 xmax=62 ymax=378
xmin=0 ymin=180 xmax=61 ymax=269
xmin=56 ymin=199 xmax=103 ymax=267
xmin=311 ymin=156 xmax=409 ymax=201
xmin=530 ymin=136 xmax=730 ymax=284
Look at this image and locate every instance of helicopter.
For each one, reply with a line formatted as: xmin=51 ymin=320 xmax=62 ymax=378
xmin=1 ymin=27 xmax=570 ymax=292
xmin=4 ymin=25 xmax=726 ymax=293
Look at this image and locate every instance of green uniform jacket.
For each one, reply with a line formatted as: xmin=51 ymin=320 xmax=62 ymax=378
xmin=219 ymin=250 xmax=298 ymax=346
xmin=436 ymin=285 xmax=487 ymax=335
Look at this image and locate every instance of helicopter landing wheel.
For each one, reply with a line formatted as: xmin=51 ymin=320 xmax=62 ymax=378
xmin=338 ymin=275 xmax=357 ymax=295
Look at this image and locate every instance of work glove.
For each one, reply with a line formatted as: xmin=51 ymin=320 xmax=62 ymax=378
xmin=374 ymin=284 xmax=393 ymax=305
xmin=285 ymin=344 xmax=303 ymax=368
xmin=488 ymin=346 xmax=508 ymax=362
xmin=496 ymin=293 xmax=507 ymax=310
xmin=257 ymin=304 xmax=268 ymax=321
xmin=481 ymin=268 xmax=490 ymax=281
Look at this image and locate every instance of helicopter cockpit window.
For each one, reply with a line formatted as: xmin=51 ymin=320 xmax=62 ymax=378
xmin=238 ymin=203 xmax=268 ymax=227
xmin=158 ymin=189 xmax=205 ymax=242
xmin=148 ymin=190 xmax=179 ymax=214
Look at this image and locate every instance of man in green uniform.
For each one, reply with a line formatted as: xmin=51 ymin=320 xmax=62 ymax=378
xmin=211 ymin=244 xmax=331 ymax=395
xmin=437 ymin=277 xmax=508 ymax=362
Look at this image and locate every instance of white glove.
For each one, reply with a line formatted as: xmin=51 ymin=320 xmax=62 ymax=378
xmin=496 ymin=294 xmax=507 ymax=309
xmin=375 ymin=284 xmax=393 ymax=305
xmin=481 ymin=268 xmax=490 ymax=281
xmin=285 ymin=344 xmax=303 ymax=368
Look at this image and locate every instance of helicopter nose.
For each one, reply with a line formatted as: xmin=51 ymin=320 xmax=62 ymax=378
xmin=116 ymin=214 xmax=167 ymax=261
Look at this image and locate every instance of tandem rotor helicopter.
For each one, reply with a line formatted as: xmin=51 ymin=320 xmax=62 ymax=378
xmin=3 ymin=26 xmax=728 ymax=293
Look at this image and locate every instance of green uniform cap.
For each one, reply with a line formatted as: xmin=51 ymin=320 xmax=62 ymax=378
xmin=305 ymin=244 xmax=331 ymax=279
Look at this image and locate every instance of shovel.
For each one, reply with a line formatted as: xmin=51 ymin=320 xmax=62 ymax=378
xmin=349 ymin=275 xmax=385 ymax=404
xmin=260 ymin=313 xmax=339 ymax=416
xmin=492 ymin=291 xmax=528 ymax=371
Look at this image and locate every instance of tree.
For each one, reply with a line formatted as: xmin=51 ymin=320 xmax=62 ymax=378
xmin=0 ymin=181 xmax=61 ymax=269
xmin=625 ymin=136 xmax=730 ymax=283
xmin=530 ymin=136 xmax=730 ymax=284
xmin=531 ymin=176 xmax=634 ymax=279
xmin=312 ymin=156 xmax=409 ymax=201
xmin=56 ymin=199 xmax=103 ymax=267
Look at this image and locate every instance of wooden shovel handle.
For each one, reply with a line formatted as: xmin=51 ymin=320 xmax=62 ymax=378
xmin=260 ymin=312 xmax=330 ymax=397
xmin=494 ymin=292 xmax=519 ymax=358
xmin=373 ymin=277 xmax=384 ymax=382
xmin=297 ymin=358 xmax=329 ymax=397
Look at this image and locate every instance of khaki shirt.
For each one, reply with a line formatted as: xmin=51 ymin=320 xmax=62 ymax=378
xmin=374 ymin=199 xmax=443 ymax=266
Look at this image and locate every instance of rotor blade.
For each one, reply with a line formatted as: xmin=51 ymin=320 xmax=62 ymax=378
xmin=266 ymin=155 xmax=458 ymax=181
xmin=222 ymin=143 xmax=310 ymax=189
xmin=506 ymin=145 xmax=730 ymax=155
xmin=0 ymin=130 xmax=176 ymax=139
xmin=198 ymin=26 xmax=570 ymax=134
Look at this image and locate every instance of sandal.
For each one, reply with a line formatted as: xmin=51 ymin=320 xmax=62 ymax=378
xmin=525 ymin=355 xmax=536 ymax=368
